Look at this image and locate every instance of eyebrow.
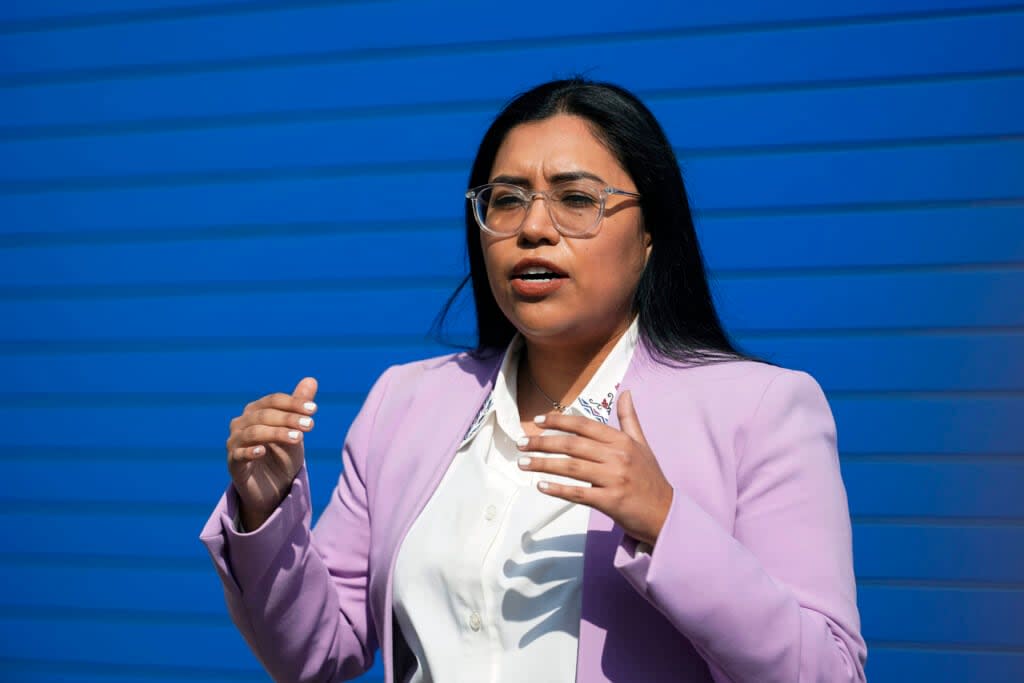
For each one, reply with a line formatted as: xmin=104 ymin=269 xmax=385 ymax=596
xmin=490 ymin=170 xmax=607 ymax=187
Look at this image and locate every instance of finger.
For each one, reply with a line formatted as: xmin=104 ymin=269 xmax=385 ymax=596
xmin=536 ymin=480 xmax=597 ymax=506
xmin=229 ymin=444 xmax=266 ymax=463
xmin=292 ymin=377 xmax=319 ymax=404
xmin=246 ymin=392 xmax=318 ymax=416
xmin=532 ymin=412 xmax=620 ymax=443
xmin=517 ymin=453 xmax=612 ymax=487
xmin=616 ymin=390 xmax=649 ymax=447
xmin=237 ymin=407 xmax=315 ymax=433
xmin=237 ymin=424 xmax=305 ymax=447
xmin=516 ymin=433 xmax=609 ymax=463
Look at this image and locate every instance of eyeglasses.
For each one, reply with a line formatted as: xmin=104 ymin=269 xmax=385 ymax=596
xmin=465 ymin=180 xmax=641 ymax=238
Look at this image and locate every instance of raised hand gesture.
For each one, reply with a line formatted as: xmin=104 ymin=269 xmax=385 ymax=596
xmin=226 ymin=377 xmax=319 ymax=531
xmin=515 ymin=390 xmax=674 ymax=547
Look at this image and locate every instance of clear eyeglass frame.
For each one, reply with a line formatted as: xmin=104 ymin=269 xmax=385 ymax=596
xmin=465 ymin=181 xmax=641 ymax=238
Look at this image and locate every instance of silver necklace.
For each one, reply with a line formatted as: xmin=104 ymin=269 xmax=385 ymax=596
xmin=524 ymin=364 xmax=568 ymax=412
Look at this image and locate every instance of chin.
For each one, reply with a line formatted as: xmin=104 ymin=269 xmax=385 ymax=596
xmin=510 ymin=313 xmax=604 ymax=347
xmin=509 ymin=315 xmax=573 ymax=339
xmin=519 ymin=306 xmax=636 ymax=347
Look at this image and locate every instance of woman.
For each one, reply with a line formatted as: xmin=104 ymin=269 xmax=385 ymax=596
xmin=201 ymin=79 xmax=867 ymax=682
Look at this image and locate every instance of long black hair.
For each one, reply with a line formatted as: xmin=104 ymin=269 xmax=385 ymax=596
xmin=434 ymin=77 xmax=748 ymax=365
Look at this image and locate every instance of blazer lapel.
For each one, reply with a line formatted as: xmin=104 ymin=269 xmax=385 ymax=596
xmin=380 ymin=351 xmax=505 ymax=549
xmin=576 ymin=341 xmax=661 ymax=681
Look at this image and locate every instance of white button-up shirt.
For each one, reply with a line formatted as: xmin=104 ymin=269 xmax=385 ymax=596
xmin=392 ymin=320 xmax=639 ymax=682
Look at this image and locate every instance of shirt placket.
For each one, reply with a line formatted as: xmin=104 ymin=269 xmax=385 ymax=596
xmin=458 ymin=431 xmax=518 ymax=681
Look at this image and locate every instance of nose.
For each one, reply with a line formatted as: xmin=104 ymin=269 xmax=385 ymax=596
xmin=517 ymin=193 xmax=560 ymax=245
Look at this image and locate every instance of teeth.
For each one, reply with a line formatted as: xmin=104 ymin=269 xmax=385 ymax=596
xmin=520 ymin=266 xmax=557 ymax=275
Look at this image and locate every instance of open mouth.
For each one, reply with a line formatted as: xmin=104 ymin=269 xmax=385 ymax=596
xmin=512 ymin=266 xmax=567 ymax=283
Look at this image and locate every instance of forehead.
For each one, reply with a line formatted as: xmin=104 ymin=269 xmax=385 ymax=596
xmin=490 ymin=114 xmax=631 ymax=186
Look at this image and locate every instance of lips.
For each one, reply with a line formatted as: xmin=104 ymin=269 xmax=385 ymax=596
xmin=509 ymin=258 xmax=568 ymax=298
xmin=510 ymin=258 xmax=568 ymax=282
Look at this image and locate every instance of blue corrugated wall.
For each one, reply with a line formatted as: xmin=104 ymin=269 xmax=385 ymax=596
xmin=1 ymin=1 xmax=1022 ymax=681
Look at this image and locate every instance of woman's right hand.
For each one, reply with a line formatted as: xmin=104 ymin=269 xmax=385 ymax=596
xmin=226 ymin=377 xmax=319 ymax=531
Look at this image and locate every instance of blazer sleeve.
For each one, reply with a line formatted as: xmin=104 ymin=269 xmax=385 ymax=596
xmin=199 ymin=366 xmax=396 ymax=683
xmin=614 ymin=369 xmax=867 ymax=683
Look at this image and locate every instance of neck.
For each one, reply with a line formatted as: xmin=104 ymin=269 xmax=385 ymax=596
xmin=517 ymin=318 xmax=634 ymax=415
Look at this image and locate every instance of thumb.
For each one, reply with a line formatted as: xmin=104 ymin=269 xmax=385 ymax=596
xmin=292 ymin=376 xmax=319 ymax=402
xmin=616 ymin=390 xmax=649 ymax=447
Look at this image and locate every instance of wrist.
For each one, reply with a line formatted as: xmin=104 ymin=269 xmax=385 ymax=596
xmin=239 ymin=506 xmax=271 ymax=533
xmin=642 ymin=485 xmax=674 ymax=546
xmin=236 ymin=496 xmax=279 ymax=533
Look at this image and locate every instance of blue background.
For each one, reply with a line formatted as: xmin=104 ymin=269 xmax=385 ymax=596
xmin=1 ymin=1 xmax=1022 ymax=681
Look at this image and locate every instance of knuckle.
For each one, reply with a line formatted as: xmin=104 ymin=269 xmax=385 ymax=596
xmin=552 ymin=436 xmax=575 ymax=455
xmin=238 ymin=425 xmax=254 ymax=444
xmin=245 ymin=424 xmax=265 ymax=443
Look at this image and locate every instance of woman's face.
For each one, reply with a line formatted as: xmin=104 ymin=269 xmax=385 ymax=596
xmin=481 ymin=114 xmax=651 ymax=349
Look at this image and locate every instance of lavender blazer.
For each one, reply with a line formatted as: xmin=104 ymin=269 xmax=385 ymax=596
xmin=201 ymin=343 xmax=867 ymax=682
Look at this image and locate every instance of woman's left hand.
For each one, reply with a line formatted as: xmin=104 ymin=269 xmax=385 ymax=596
xmin=516 ymin=390 xmax=674 ymax=547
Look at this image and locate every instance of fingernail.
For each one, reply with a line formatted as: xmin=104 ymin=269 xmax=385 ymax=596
xmin=303 ymin=402 xmax=317 ymax=412
xmin=298 ymin=416 xmax=312 ymax=427
xmin=253 ymin=445 xmax=264 ymax=456
xmin=515 ymin=436 xmax=529 ymax=448
xmin=518 ymin=456 xmax=531 ymax=468
xmin=288 ymin=430 xmax=300 ymax=441
xmin=538 ymin=481 xmax=550 ymax=491
xmin=534 ymin=415 xmax=546 ymax=424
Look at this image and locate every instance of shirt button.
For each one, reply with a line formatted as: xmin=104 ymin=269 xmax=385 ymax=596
xmin=484 ymin=505 xmax=497 ymax=521
xmin=469 ymin=612 xmax=482 ymax=631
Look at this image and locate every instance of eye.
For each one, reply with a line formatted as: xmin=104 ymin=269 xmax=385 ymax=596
xmin=489 ymin=188 xmax=528 ymax=210
xmin=557 ymin=191 xmax=599 ymax=209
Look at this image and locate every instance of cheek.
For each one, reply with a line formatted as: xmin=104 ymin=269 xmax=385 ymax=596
xmin=480 ymin=241 xmax=510 ymax=297
xmin=575 ymin=237 xmax=647 ymax=300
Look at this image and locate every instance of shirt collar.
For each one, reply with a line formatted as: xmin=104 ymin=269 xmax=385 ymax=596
xmin=460 ymin=317 xmax=640 ymax=445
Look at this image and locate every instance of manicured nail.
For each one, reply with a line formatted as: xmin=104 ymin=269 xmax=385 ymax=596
xmin=538 ymin=481 xmax=550 ymax=490
xmin=303 ymin=402 xmax=317 ymax=412
xmin=534 ymin=415 xmax=547 ymax=424
xmin=287 ymin=430 xmax=300 ymax=441
xmin=515 ymin=436 xmax=529 ymax=448
xmin=252 ymin=445 xmax=265 ymax=456
xmin=518 ymin=456 xmax=532 ymax=468
xmin=298 ymin=416 xmax=312 ymax=427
